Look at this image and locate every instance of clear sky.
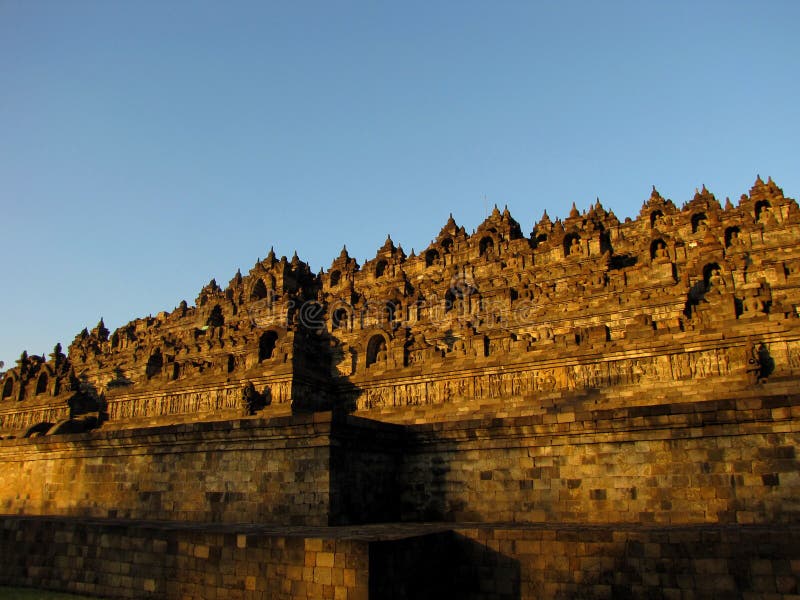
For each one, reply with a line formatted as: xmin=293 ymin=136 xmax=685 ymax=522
xmin=1 ymin=1 xmax=798 ymax=369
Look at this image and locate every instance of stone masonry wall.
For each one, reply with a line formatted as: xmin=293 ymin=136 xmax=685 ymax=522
xmin=0 ymin=517 xmax=370 ymax=600
xmin=3 ymin=517 xmax=798 ymax=600
xmin=329 ymin=415 xmax=405 ymax=525
xmin=0 ymin=414 xmax=334 ymax=526
xmin=2 ymin=398 xmax=799 ymax=530
xmin=450 ymin=524 xmax=800 ymax=599
xmin=399 ymin=394 xmax=800 ymax=525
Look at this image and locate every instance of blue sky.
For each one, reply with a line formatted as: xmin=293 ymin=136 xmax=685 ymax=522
xmin=1 ymin=1 xmax=798 ymax=368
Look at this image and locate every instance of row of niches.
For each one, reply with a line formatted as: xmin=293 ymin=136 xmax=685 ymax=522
xmin=3 ymin=180 xmax=798 ymax=397
xmin=3 ymin=285 xmax=796 ymax=407
xmin=338 ymin=297 xmax=791 ymax=379
xmin=1 ymin=328 xmax=289 ymax=402
xmin=76 ymin=182 xmax=800 ymax=365
xmin=68 ymin=254 xmax=788 ymax=375
xmin=172 ymin=240 xmax=800 ymax=339
xmin=76 ymin=279 xmax=785 ymax=390
xmin=94 ymin=330 xmax=293 ymax=390
xmin=57 ymin=251 xmax=797 ymax=390
xmin=0 ymin=345 xmax=75 ymax=403
xmin=325 ymin=221 xmax=773 ymax=287
xmin=190 ymin=179 xmax=798 ymax=307
xmin=77 ymin=241 xmax=799 ymax=371
xmin=0 ymin=314 xmax=771 ymax=406
xmin=321 ymin=179 xmax=797 ymax=286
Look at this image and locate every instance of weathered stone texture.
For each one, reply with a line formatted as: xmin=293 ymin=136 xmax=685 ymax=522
xmin=398 ymin=395 xmax=800 ymax=525
xmin=1 ymin=178 xmax=800 ymax=597
xmin=2 ymin=177 xmax=799 ymax=434
xmin=2 ymin=518 xmax=799 ymax=599
xmin=0 ymin=517 xmax=371 ymax=599
xmin=0 ymin=416 xmax=334 ymax=526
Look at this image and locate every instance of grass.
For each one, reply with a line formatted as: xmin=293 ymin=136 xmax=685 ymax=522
xmin=0 ymin=588 xmax=103 ymax=599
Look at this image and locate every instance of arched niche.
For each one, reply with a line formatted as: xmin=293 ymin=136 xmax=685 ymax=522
xmin=35 ymin=372 xmax=49 ymax=396
xmin=650 ymin=210 xmax=664 ymax=228
xmin=425 ymin=249 xmax=440 ymax=267
xmin=725 ymin=226 xmax=741 ymax=248
xmin=329 ymin=270 xmax=341 ymax=287
xmin=375 ymin=260 xmax=388 ymax=278
xmin=146 ymin=349 xmax=163 ymax=380
xmin=259 ymin=331 xmax=279 ymax=361
xmin=650 ymin=238 xmax=668 ymax=260
xmin=444 ymin=288 xmax=457 ymax=313
xmin=332 ymin=307 xmax=349 ymax=330
xmin=564 ymin=233 xmax=581 ymax=257
xmin=365 ymin=334 xmax=388 ymax=367
xmin=207 ymin=304 xmax=224 ymax=327
xmin=1 ymin=377 xmax=14 ymax=400
xmin=384 ymin=301 xmax=398 ymax=323
xmin=251 ymin=279 xmax=268 ymax=300
xmin=479 ymin=236 xmax=494 ymax=257
xmin=702 ymin=262 xmax=722 ymax=289
xmin=755 ymin=200 xmax=772 ymax=222
xmin=691 ymin=212 xmax=708 ymax=233
xmin=441 ymin=238 xmax=454 ymax=254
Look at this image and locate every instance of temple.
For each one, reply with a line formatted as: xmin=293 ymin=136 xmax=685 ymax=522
xmin=1 ymin=177 xmax=799 ymax=598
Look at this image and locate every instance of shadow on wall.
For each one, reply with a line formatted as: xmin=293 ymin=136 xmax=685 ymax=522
xmin=327 ymin=414 xmax=459 ymax=525
xmin=538 ymin=525 xmax=800 ymax=599
xmin=399 ymin=430 xmax=458 ymax=522
xmin=328 ymin=414 xmax=406 ymax=526
xmin=369 ymin=531 xmax=521 ymax=600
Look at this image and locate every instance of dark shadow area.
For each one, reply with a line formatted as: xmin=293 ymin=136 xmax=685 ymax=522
xmin=328 ymin=414 xmax=406 ymax=525
xmin=684 ymin=280 xmax=707 ymax=317
xmin=399 ymin=429 xmax=458 ymax=522
xmin=552 ymin=524 xmax=800 ymax=600
xmin=608 ymin=253 xmax=637 ymax=270
xmin=47 ymin=414 xmax=100 ymax=436
xmin=369 ymin=531 xmax=521 ymax=600
xmin=757 ymin=343 xmax=776 ymax=379
xmin=23 ymin=422 xmax=54 ymax=438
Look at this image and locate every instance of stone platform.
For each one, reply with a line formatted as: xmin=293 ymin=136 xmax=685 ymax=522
xmin=2 ymin=516 xmax=799 ymax=599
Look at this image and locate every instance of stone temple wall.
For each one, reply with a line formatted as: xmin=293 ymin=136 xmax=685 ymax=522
xmin=2 ymin=400 xmax=798 ymax=531
xmin=0 ymin=415 xmax=334 ymax=526
xmin=2 ymin=177 xmax=799 ymax=436
xmin=2 ymin=517 xmax=799 ymax=599
xmin=1 ymin=178 xmax=799 ymax=598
